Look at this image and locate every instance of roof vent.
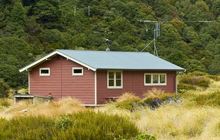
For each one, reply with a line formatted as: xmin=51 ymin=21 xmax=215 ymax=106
xmin=106 ymin=47 xmax=110 ymax=51
xmin=104 ymin=38 xmax=111 ymax=51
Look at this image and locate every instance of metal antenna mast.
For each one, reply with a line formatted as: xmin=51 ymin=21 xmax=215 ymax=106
xmin=139 ymin=19 xmax=215 ymax=56
xmin=139 ymin=20 xmax=160 ymax=56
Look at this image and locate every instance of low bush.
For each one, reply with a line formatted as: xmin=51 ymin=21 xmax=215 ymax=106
xmin=189 ymin=91 xmax=220 ymax=107
xmin=208 ymin=75 xmax=220 ymax=81
xmin=135 ymin=133 xmax=156 ymax=140
xmin=0 ymin=98 xmax=11 ymax=107
xmin=0 ymin=111 xmax=139 ymax=140
xmin=115 ymin=91 xmax=177 ymax=110
xmin=0 ymin=79 xmax=10 ymax=98
xmin=178 ymin=83 xmax=196 ymax=93
xmin=142 ymin=89 xmax=176 ymax=109
xmin=180 ymin=75 xmax=211 ymax=88
xmin=182 ymin=91 xmax=220 ymax=107
xmin=116 ymin=93 xmax=141 ymax=111
xmin=178 ymin=73 xmax=212 ymax=93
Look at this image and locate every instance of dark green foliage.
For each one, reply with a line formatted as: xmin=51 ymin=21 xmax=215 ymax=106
xmin=135 ymin=133 xmax=156 ymax=140
xmin=0 ymin=80 xmax=10 ymax=98
xmin=55 ymin=115 xmax=72 ymax=130
xmin=0 ymin=0 xmax=219 ymax=89
xmin=0 ymin=37 xmax=33 ymax=87
xmin=0 ymin=111 xmax=140 ymax=140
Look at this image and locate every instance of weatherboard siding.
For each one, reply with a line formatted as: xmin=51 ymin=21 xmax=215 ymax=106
xmin=29 ymin=55 xmax=95 ymax=104
xmin=96 ymin=70 xmax=176 ymax=104
xmin=29 ymin=55 xmax=177 ymax=105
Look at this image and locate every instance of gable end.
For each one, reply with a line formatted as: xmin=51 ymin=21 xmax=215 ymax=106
xmin=19 ymin=51 xmax=96 ymax=72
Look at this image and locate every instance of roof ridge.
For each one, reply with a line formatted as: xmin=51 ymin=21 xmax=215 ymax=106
xmin=57 ymin=49 xmax=150 ymax=54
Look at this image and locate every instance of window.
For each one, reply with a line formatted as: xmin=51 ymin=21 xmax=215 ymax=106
xmin=107 ymin=71 xmax=123 ymax=89
xmin=153 ymin=74 xmax=159 ymax=84
xmin=160 ymin=74 xmax=166 ymax=84
xmin=145 ymin=74 xmax=151 ymax=84
xmin=72 ymin=67 xmax=83 ymax=76
xmin=144 ymin=73 xmax=167 ymax=86
xmin=39 ymin=68 xmax=50 ymax=76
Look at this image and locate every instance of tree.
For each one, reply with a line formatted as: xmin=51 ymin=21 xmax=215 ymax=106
xmin=28 ymin=0 xmax=62 ymax=29
xmin=0 ymin=37 xmax=33 ymax=87
xmin=0 ymin=79 xmax=10 ymax=98
xmin=208 ymin=55 xmax=220 ymax=74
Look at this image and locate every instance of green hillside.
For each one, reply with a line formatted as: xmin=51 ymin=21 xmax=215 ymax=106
xmin=0 ymin=0 xmax=220 ymax=87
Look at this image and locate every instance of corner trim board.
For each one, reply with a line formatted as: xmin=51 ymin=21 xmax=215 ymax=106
xmin=94 ymin=71 xmax=97 ymax=105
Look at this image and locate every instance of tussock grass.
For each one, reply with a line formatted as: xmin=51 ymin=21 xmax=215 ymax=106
xmin=133 ymin=105 xmax=220 ymax=140
xmin=177 ymin=72 xmax=217 ymax=93
xmin=143 ymin=89 xmax=174 ymax=103
xmin=183 ymin=91 xmax=220 ymax=107
xmin=97 ymin=74 xmax=220 ymax=140
xmin=0 ymin=98 xmax=12 ymax=107
xmin=0 ymin=111 xmax=139 ymax=140
xmin=0 ymin=97 xmax=85 ymax=119
xmin=115 ymin=92 xmax=141 ymax=111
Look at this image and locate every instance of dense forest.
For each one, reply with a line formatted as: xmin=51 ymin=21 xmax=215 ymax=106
xmin=0 ymin=0 xmax=220 ymax=89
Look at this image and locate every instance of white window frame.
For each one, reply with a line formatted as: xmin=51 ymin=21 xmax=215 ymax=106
xmin=144 ymin=73 xmax=167 ymax=86
xmin=107 ymin=71 xmax=123 ymax=89
xmin=72 ymin=67 xmax=83 ymax=76
xmin=39 ymin=68 xmax=50 ymax=76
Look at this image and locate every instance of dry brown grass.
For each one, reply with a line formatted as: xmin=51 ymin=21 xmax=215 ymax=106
xmin=0 ymin=97 xmax=85 ymax=119
xmin=143 ymin=88 xmax=173 ymax=99
xmin=116 ymin=92 xmax=140 ymax=102
xmin=144 ymin=88 xmax=165 ymax=97
xmin=97 ymin=80 xmax=220 ymax=140
xmin=133 ymin=105 xmax=220 ymax=140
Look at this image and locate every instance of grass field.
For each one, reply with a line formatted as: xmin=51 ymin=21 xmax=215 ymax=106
xmin=0 ymin=73 xmax=219 ymax=140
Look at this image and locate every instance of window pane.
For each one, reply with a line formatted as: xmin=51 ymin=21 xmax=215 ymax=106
xmin=74 ymin=69 xmax=82 ymax=74
xmin=116 ymin=72 xmax=121 ymax=79
xmin=145 ymin=75 xmax=151 ymax=84
xmin=153 ymin=74 xmax=159 ymax=83
xmin=108 ymin=72 xmax=114 ymax=79
xmin=109 ymin=80 xmax=114 ymax=86
xmin=41 ymin=69 xmax=49 ymax=74
xmin=160 ymin=74 xmax=166 ymax=83
xmin=116 ymin=80 xmax=121 ymax=86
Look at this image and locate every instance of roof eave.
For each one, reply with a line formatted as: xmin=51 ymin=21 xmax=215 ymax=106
xmin=19 ymin=50 xmax=96 ymax=72
xmin=95 ymin=68 xmax=185 ymax=71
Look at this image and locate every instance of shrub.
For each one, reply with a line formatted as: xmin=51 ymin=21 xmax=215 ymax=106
xmin=0 ymin=80 xmax=10 ymax=98
xmin=0 ymin=111 xmax=139 ymax=140
xmin=178 ymin=83 xmax=196 ymax=93
xmin=190 ymin=91 xmax=220 ymax=107
xmin=135 ymin=133 xmax=156 ymax=140
xmin=0 ymin=98 xmax=11 ymax=107
xmin=142 ymin=89 xmax=175 ymax=108
xmin=190 ymin=71 xmax=208 ymax=76
xmin=208 ymin=75 xmax=220 ymax=81
xmin=55 ymin=115 xmax=72 ymax=130
xmin=179 ymin=75 xmax=211 ymax=88
xmin=116 ymin=93 xmax=141 ymax=111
